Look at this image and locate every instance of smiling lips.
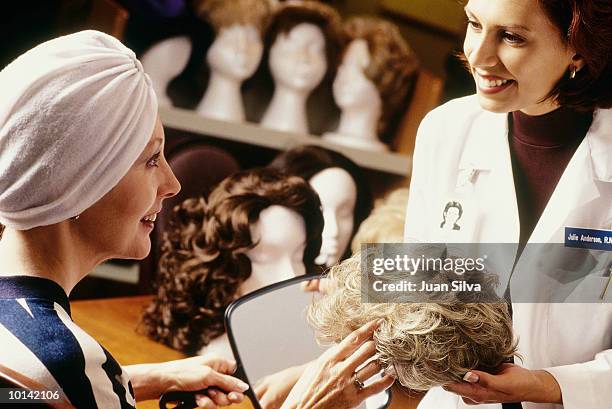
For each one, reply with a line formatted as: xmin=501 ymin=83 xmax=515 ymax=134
xmin=140 ymin=212 xmax=157 ymax=229
xmin=476 ymin=73 xmax=515 ymax=94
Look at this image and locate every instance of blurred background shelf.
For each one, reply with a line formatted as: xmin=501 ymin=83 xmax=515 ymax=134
xmin=159 ymin=106 xmax=412 ymax=177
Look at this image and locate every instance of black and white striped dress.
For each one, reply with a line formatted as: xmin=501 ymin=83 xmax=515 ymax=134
xmin=0 ymin=276 xmax=136 ymax=408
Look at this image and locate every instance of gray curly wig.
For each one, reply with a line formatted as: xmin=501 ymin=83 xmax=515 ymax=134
xmin=307 ymin=253 xmax=519 ymax=391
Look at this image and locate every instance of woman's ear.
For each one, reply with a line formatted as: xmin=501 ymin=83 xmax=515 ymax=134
xmin=571 ymin=54 xmax=586 ymax=72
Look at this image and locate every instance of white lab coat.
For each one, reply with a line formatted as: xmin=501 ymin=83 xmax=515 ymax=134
xmin=404 ymin=95 xmax=612 ymax=409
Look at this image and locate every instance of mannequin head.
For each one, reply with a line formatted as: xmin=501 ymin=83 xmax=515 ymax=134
xmin=350 ymin=187 xmax=409 ymax=253
xmin=308 ymin=252 xmax=518 ymax=391
xmin=309 ymin=168 xmax=356 ymax=266
xmin=341 ymin=17 xmax=419 ymax=136
xmin=333 ymin=39 xmax=381 ymax=112
xmin=241 ymin=204 xmax=307 ymax=294
xmin=266 ymin=1 xmax=343 ymax=91
xmin=269 ymin=145 xmax=373 ymax=267
xmin=196 ymin=0 xmax=276 ymax=80
xmin=206 ymin=24 xmax=264 ymax=81
xmin=142 ymin=168 xmax=323 ymax=353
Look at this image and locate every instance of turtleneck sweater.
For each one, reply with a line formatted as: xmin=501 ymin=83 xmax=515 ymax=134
xmin=509 ymin=106 xmax=593 ymax=244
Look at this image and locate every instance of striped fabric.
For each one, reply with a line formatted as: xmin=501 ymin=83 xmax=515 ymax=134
xmin=0 ymin=276 xmax=136 ymax=409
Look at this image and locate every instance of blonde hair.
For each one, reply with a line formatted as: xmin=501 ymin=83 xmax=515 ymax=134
xmin=343 ymin=17 xmax=419 ymax=135
xmin=351 ymin=187 xmax=409 ymax=253
xmin=307 ymin=253 xmax=518 ymax=391
xmin=194 ymin=0 xmax=277 ymax=35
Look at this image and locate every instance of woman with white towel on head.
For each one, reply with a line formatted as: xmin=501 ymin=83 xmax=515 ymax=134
xmin=0 ymin=30 xmax=250 ymax=409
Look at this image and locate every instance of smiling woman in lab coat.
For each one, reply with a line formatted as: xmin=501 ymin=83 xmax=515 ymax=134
xmin=403 ymin=0 xmax=611 ymax=408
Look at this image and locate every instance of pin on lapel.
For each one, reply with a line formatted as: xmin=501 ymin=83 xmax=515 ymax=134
xmin=458 ymin=167 xmax=478 ymax=188
xmin=601 ymin=266 xmax=612 ymax=300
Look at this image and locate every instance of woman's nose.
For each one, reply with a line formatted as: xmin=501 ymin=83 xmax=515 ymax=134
xmin=160 ymin=161 xmax=181 ymax=199
xmin=465 ymin=33 xmax=499 ymax=69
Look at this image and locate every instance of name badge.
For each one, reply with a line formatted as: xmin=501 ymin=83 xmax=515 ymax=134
xmin=565 ymin=227 xmax=612 ymax=251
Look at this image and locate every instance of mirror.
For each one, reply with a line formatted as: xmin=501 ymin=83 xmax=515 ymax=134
xmin=225 ymin=275 xmax=391 ymax=409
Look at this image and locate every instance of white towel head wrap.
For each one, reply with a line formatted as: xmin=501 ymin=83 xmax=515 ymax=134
xmin=0 ymin=30 xmax=158 ymax=230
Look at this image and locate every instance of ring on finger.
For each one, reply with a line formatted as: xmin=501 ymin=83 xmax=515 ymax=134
xmin=353 ymin=372 xmax=366 ymax=391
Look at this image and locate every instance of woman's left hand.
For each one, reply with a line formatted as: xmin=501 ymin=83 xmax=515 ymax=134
xmin=443 ymin=363 xmax=562 ymax=405
xmin=281 ymin=319 xmax=395 ymax=409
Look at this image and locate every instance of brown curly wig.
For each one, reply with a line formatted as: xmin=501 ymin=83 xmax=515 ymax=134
xmin=141 ymin=168 xmax=323 ymax=354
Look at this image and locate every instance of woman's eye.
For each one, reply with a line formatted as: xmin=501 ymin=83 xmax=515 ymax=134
xmin=147 ymin=152 xmax=161 ymax=167
xmin=467 ymin=19 xmax=482 ymax=31
xmin=503 ymin=32 xmax=524 ymax=45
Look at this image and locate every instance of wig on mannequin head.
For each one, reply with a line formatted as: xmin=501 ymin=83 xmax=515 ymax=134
xmin=265 ymin=0 xmax=343 ymax=72
xmin=350 ymin=187 xmax=409 ymax=254
xmin=141 ymin=168 xmax=324 ymax=353
xmin=268 ymin=145 xmax=373 ymax=263
xmin=308 ymin=252 xmax=518 ymax=391
xmin=342 ymin=16 xmax=419 ymax=137
xmin=194 ymin=0 xmax=277 ymax=36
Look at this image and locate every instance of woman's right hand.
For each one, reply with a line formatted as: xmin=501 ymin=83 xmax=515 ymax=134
xmin=281 ymin=319 xmax=395 ymax=409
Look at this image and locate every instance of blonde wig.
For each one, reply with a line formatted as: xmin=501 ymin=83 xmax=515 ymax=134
xmin=194 ymin=0 xmax=277 ymax=35
xmin=142 ymin=168 xmax=323 ymax=353
xmin=308 ymin=253 xmax=518 ymax=391
xmin=342 ymin=17 xmax=419 ymax=136
xmin=350 ymin=187 xmax=409 ymax=254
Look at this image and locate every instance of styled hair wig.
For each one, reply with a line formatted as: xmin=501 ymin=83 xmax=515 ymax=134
xmin=342 ymin=17 xmax=419 ymax=135
xmin=141 ymin=168 xmax=324 ymax=353
xmin=194 ymin=0 xmax=277 ymax=35
xmin=265 ymin=0 xmax=343 ymax=70
xmin=308 ymin=252 xmax=518 ymax=391
xmin=350 ymin=187 xmax=409 ymax=254
xmin=268 ymin=145 xmax=373 ymax=262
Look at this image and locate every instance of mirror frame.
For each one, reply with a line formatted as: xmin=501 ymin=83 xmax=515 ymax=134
xmin=224 ymin=274 xmax=392 ymax=409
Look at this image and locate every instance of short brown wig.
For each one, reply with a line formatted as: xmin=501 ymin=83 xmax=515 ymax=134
xmin=342 ymin=17 xmax=419 ymax=135
xmin=141 ymin=168 xmax=324 ymax=353
xmin=194 ymin=0 xmax=277 ymax=36
xmin=308 ymin=252 xmax=518 ymax=391
xmin=265 ymin=0 xmax=343 ymax=71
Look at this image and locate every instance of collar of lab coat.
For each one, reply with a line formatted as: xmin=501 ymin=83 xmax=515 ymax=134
xmin=458 ymin=106 xmax=612 ymax=183
xmin=586 ymin=107 xmax=612 ymax=182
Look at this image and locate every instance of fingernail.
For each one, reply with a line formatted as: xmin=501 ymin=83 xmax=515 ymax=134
xmin=195 ymin=395 xmax=207 ymax=406
xmin=236 ymin=380 xmax=250 ymax=391
xmin=383 ymin=365 xmax=396 ymax=378
xmin=228 ymin=392 xmax=239 ymax=401
xmin=376 ymin=318 xmax=385 ymax=327
xmin=208 ymin=389 xmax=217 ymax=397
xmin=463 ymin=372 xmax=479 ymax=383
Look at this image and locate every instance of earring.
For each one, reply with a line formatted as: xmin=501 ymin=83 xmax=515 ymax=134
xmin=569 ymin=65 xmax=577 ymax=79
xmin=69 ymin=215 xmax=80 ymax=221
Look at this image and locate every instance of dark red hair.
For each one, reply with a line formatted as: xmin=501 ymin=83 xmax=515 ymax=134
xmin=538 ymin=0 xmax=612 ymax=110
